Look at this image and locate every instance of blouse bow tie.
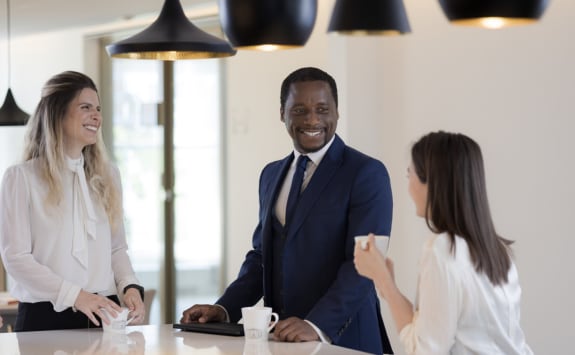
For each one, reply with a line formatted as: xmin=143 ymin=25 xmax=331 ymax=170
xmin=66 ymin=156 xmax=97 ymax=269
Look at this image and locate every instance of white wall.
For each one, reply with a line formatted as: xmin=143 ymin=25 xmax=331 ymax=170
xmin=0 ymin=30 xmax=87 ymax=170
xmin=1 ymin=0 xmax=573 ymax=353
xmin=349 ymin=1 xmax=575 ymax=353
xmin=225 ymin=1 xmax=575 ymax=353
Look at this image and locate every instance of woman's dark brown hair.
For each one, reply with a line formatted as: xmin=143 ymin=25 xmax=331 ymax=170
xmin=411 ymin=131 xmax=513 ymax=285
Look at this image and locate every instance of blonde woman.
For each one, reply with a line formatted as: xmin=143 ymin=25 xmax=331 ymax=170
xmin=0 ymin=71 xmax=144 ymax=331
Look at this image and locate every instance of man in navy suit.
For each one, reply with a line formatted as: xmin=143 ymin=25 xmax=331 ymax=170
xmin=181 ymin=67 xmax=393 ymax=354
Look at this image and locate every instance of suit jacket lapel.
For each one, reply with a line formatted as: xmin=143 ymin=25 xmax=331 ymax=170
xmin=262 ymin=154 xmax=293 ymax=223
xmin=286 ymin=136 xmax=345 ymax=239
xmin=261 ymin=154 xmax=293 ymax=244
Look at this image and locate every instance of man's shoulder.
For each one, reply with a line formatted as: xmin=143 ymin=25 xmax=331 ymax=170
xmin=260 ymin=155 xmax=291 ymax=180
xmin=341 ymin=145 xmax=387 ymax=169
xmin=343 ymin=144 xmax=375 ymax=159
xmin=263 ymin=155 xmax=289 ymax=170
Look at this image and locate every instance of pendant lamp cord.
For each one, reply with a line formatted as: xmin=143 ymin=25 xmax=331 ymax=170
xmin=6 ymin=0 xmax=11 ymax=86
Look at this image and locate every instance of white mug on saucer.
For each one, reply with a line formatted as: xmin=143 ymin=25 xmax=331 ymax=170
xmin=241 ymin=306 xmax=279 ymax=342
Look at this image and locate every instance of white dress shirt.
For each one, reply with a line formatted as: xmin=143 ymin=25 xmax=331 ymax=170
xmin=399 ymin=233 xmax=533 ymax=355
xmin=0 ymin=156 xmax=139 ymax=312
xmin=274 ymin=135 xmax=334 ymax=226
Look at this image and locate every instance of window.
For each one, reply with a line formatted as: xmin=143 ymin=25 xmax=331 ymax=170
xmin=108 ymin=55 xmax=224 ymax=324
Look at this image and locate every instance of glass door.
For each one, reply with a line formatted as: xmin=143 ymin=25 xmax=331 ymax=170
xmin=109 ymin=59 xmax=164 ymax=324
xmin=173 ymin=60 xmax=224 ymax=317
xmin=108 ymin=56 xmax=224 ymax=324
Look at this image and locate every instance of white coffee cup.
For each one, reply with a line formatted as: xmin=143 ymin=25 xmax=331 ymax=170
xmin=241 ymin=306 xmax=279 ymax=342
xmin=354 ymin=235 xmax=390 ymax=255
xmin=100 ymin=307 xmax=135 ymax=333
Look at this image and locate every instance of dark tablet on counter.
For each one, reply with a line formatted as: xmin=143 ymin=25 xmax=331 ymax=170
xmin=173 ymin=322 xmax=245 ymax=336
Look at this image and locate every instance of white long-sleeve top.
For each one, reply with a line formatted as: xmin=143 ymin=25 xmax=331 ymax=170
xmin=399 ymin=233 xmax=533 ymax=355
xmin=0 ymin=157 xmax=139 ymax=312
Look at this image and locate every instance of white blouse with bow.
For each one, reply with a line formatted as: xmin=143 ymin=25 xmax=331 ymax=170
xmin=0 ymin=156 xmax=139 ymax=311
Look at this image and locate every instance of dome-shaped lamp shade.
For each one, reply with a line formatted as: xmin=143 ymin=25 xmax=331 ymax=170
xmin=0 ymin=88 xmax=29 ymax=126
xmin=438 ymin=0 xmax=550 ymax=29
xmin=106 ymin=0 xmax=236 ymax=60
xmin=218 ymin=0 xmax=317 ymax=51
xmin=328 ymin=0 xmax=411 ymax=35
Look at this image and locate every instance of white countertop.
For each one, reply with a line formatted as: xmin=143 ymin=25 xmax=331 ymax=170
xmin=0 ymin=324 xmax=371 ymax=354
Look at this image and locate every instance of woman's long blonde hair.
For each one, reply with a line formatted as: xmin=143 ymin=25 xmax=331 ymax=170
xmin=23 ymin=71 xmax=121 ymax=225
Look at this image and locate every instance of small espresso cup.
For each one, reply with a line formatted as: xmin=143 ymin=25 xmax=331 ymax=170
xmin=241 ymin=306 xmax=279 ymax=342
xmin=100 ymin=307 xmax=135 ymax=333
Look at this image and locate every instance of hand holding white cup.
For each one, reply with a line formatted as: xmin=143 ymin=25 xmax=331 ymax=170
xmin=354 ymin=234 xmax=390 ymax=255
xmin=241 ymin=306 xmax=279 ymax=342
xmin=100 ymin=307 xmax=136 ymax=333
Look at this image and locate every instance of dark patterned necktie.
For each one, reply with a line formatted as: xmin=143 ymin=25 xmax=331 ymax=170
xmin=285 ymin=155 xmax=309 ymax=225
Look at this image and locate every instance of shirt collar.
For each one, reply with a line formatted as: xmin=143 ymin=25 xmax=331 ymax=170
xmin=65 ymin=154 xmax=84 ymax=173
xmin=293 ymin=135 xmax=335 ymax=167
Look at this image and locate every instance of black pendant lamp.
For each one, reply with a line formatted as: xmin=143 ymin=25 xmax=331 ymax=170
xmin=218 ymin=0 xmax=317 ymax=51
xmin=438 ymin=0 xmax=550 ymax=29
xmin=0 ymin=0 xmax=29 ymax=126
xmin=328 ymin=0 xmax=411 ymax=35
xmin=106 ymin=0 xmax=236 ymax=60
xmin=0 ymin=89 xmax=29 ymax=126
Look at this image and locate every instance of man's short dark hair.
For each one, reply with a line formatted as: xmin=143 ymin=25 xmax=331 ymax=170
xmin=280 ymin=67 xmax=338 ymax=110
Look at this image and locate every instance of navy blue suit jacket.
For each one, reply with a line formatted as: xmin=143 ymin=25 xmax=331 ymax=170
xmin=217 ymin=135 xmax=393 ymax=354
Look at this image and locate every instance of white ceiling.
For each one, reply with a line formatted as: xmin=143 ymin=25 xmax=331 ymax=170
xmin=3 ymin=0 xmax=211 ymax=37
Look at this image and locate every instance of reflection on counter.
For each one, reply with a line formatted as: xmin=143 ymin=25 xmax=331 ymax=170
xmin=243 ymin=340 xmax=321 ymax=355
xmin=177 ymin=331 xmax=324 ymax=355
xmin=243 ymin=341 xmax=272 ymax=355
xmin=17 ymin=330 xmax=145 ymax=355
xmin=0 ymin=324 xmax=370 ymax=355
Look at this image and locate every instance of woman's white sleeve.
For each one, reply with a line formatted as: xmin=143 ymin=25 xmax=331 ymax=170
xmin=0 ymin=166 xmax=81 ymax=311
xmin=399 ymin=244 xmax=460 ymax=355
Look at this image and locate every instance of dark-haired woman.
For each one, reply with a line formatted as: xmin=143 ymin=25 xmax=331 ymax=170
xmin=354 ymin=131 xmax=532 ymax=354
xmin=0 ymin=71 xmax=145 ymax=331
